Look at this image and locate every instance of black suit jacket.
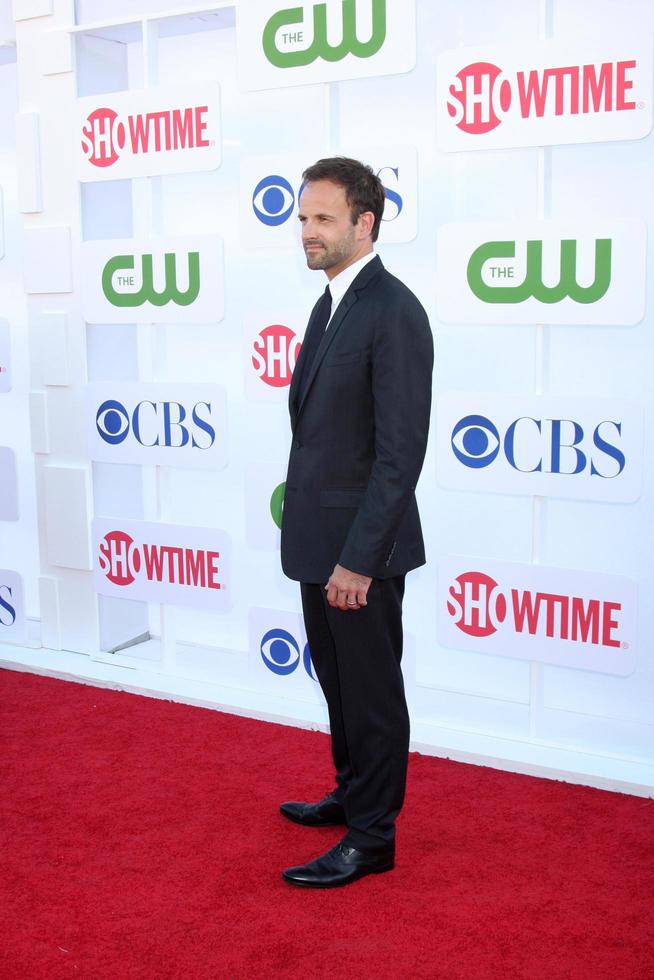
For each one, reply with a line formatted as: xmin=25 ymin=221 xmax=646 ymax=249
xmin=280 ymin=255 xmax=433 ymax=584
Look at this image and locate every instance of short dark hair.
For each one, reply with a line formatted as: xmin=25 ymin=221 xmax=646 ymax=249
xmin=301 ymin=156 xmax=385 ymax=243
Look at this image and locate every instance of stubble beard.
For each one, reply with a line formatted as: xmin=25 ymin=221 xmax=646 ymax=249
xmin=304 ymin=226 xmax=356 ymax=272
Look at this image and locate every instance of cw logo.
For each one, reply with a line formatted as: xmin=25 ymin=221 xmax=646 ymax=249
xmin=263 ymin=0 xmax=386 ymax=68
xmin=270 ymin=482 xmax=286 ymax=530
xmin=102 ymin=253 xmax=201 ymax=307
xmin=467 ymin=239 xmax=612 ymax=304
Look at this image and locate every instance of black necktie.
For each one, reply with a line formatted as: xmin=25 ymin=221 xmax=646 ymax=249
xmin=299 ymin=285 xmax=331 ymax=401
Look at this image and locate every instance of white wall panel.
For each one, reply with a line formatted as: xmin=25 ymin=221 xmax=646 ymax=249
xmin=0 ymin=446 xmax=19 ymax=520
xmin=0 ymin=318 xmax=10 ymax=391
xmin=23 ymin=225 xmax=72 ymax=293
xmin=29 ymin=390 xmax=49 ymax=453
xmin=411 ymin=684 xmax=532 ymax=741
xmin=12 ymin=0 xmax=53 ymax=21
xmin=43 ymin=464 xmax=92 ymax=569
xmin=32 ymin=311 xmax=70 ymax=386
xmin=38 ymin=575 xmax=60 ymax=649
xmin=40 ymin=27 xmax=72 ymax=75
xmin=51 ymin=570 xmax=98 ymax=654
xmin=15 ymin=112 xmax=42 ymax=212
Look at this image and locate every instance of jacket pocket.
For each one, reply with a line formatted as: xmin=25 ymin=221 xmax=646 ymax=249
xmin=319 ymin=488 xmax=365 ymax=508
xmin=323 ymin=351 xmax=361 ymax=367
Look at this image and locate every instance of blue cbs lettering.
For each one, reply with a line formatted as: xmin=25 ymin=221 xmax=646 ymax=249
xmin=95 ymin=399 xmax=215 ymax=449
xmin=0 ymin=585 xmax=17 ymax=627
xmin=451 ymin=414 xmax=626 ymax=477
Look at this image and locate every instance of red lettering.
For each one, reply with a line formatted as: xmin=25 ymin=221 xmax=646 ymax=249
xmin=549 ymin=66 xmax=580 ymax=116
xmin=543 ymin=594 xmax=570 ymax=639
xmin=571 ymin=597 xmax=600 ymax=644
xmin=172 ymin=107 xmax=193 ymax=148
xmin=517 ymin=69 xmax=549 ymax=118
xmin=195 ymin=105 xmax=209 ymax=147
xmin=207 ymin=551 xmax=221 ymax=590
xmin=143 ymin=543 xmax=165 ymax=582
xmin=164 ymin=546 xmax=183 ymax=582
xmin=185 ymin=549 xmax=206 ymax=588
xmin=511 ymin=590 xmax=541 ymax=634
xmin=582 ymin=62 xmax=613 ymax=112
xmin=616 ymin=60 xmax=636 ymax=110
xmin=151 ymin=111 xmax=166 ymax=152
xmin=125 ymin=105 xmax=211 ymax=155
xmin=128 ymin=112 xmax=151 ymax=152
xmin=602 ymin=601 xmax=621 ymax=648
xmin=98 ymin=537 xmax=111 ymax=574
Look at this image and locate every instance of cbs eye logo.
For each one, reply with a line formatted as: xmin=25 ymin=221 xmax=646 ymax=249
xmin=252 ymin=175 xmax=297 ymax=226
xmin=96 ymin=400 xmax=129 ymax=444
xmin=260 ymin=628 xmax=316 ymax=680
xmin=451 ymin=415 xmax=500 ymax=469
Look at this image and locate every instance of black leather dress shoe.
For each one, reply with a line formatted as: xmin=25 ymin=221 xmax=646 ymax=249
xmin=282 ymin=841 xmax=394 ymax=888
xmin=279 ymin=795 xmax=346 ymax=827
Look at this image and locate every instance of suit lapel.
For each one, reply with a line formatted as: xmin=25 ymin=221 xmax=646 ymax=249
xmin=289 ymin=296 xmax=324 ymax=424
xmin=293 ymin=255 xmax=383 ymax=423
xmin=296 ymin=290 xmax=356 ymax=416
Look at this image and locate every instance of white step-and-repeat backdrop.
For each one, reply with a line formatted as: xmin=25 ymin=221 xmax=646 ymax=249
xmin=2 ymin=0 xmax=653 ymax=788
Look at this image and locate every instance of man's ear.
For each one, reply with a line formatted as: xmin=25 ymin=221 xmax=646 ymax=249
xmin=356 ymin=210 xmax=376 ymax=241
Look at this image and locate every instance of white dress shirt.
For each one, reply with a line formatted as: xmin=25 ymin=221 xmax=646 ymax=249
xmin=325 ymin=251 xmax=376 ymax=328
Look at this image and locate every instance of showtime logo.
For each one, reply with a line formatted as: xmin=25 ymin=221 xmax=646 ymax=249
xmin=252 ymin=324 xmax=301 ymax=387
xmin=77 ymin=85 xmax=220 ymax=181
xmin=448 ymin=59 xmax=637 ymax=135
xmin=437 ymin=40 xmax=652 ymax=150
xmin=98 ymin=530 xmax=222 ymax=591
xmin=448 ymin=570 xmax=621 ymax=648
xmin=93 ymin=519 xmax=231 ymax=611
xmin=244 ymin=311 xmax=305 ymax=400
xmin=437 ymin=557 xmax=637 ymax=675
xmin=80 ymin=105 xmax=210 ymax=168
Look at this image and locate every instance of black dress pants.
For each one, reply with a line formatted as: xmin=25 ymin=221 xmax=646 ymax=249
xmin=300 ymin=575 xmax=409 ymax=852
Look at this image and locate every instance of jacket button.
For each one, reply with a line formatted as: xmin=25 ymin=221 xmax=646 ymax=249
xmin=292 ymin=439 xmax=301 ymax=449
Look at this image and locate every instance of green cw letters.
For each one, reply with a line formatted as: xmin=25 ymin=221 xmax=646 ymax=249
xmin=467 ymin=239 xmax=612 ymax=304
xmin=262 ymin=0 xmax=386 ymax=68
xmin=102 ymin=252 xmax=201 ymax=307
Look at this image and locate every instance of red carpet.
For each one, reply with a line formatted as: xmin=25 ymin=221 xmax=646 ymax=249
xmin=0 ymin=668 xmax=652 ymax=979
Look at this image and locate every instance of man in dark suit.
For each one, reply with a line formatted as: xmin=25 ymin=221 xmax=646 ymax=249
xmin=279 ymin=157 xmax=433 ymax=888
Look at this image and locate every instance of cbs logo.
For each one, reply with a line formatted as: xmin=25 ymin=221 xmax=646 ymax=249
xmin=252 ymin=175 xmax=298 ymax=226
xmin=252 ymin=168 xmax=404 ymax=227
xmin=260 ymin=628 xmax=316 ymax=680
xmin=451 ymin=414 xmax=626 ymax=477
xmin=95 ymin=399 xmax=216 ymax=449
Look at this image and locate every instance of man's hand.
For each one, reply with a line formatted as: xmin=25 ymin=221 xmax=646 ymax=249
xmin=325 ymin=564 xmax=372 ymax=611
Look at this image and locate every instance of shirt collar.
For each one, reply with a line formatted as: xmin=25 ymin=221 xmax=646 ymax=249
xmin=326 ymin=251 xmax=376 ymax=310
